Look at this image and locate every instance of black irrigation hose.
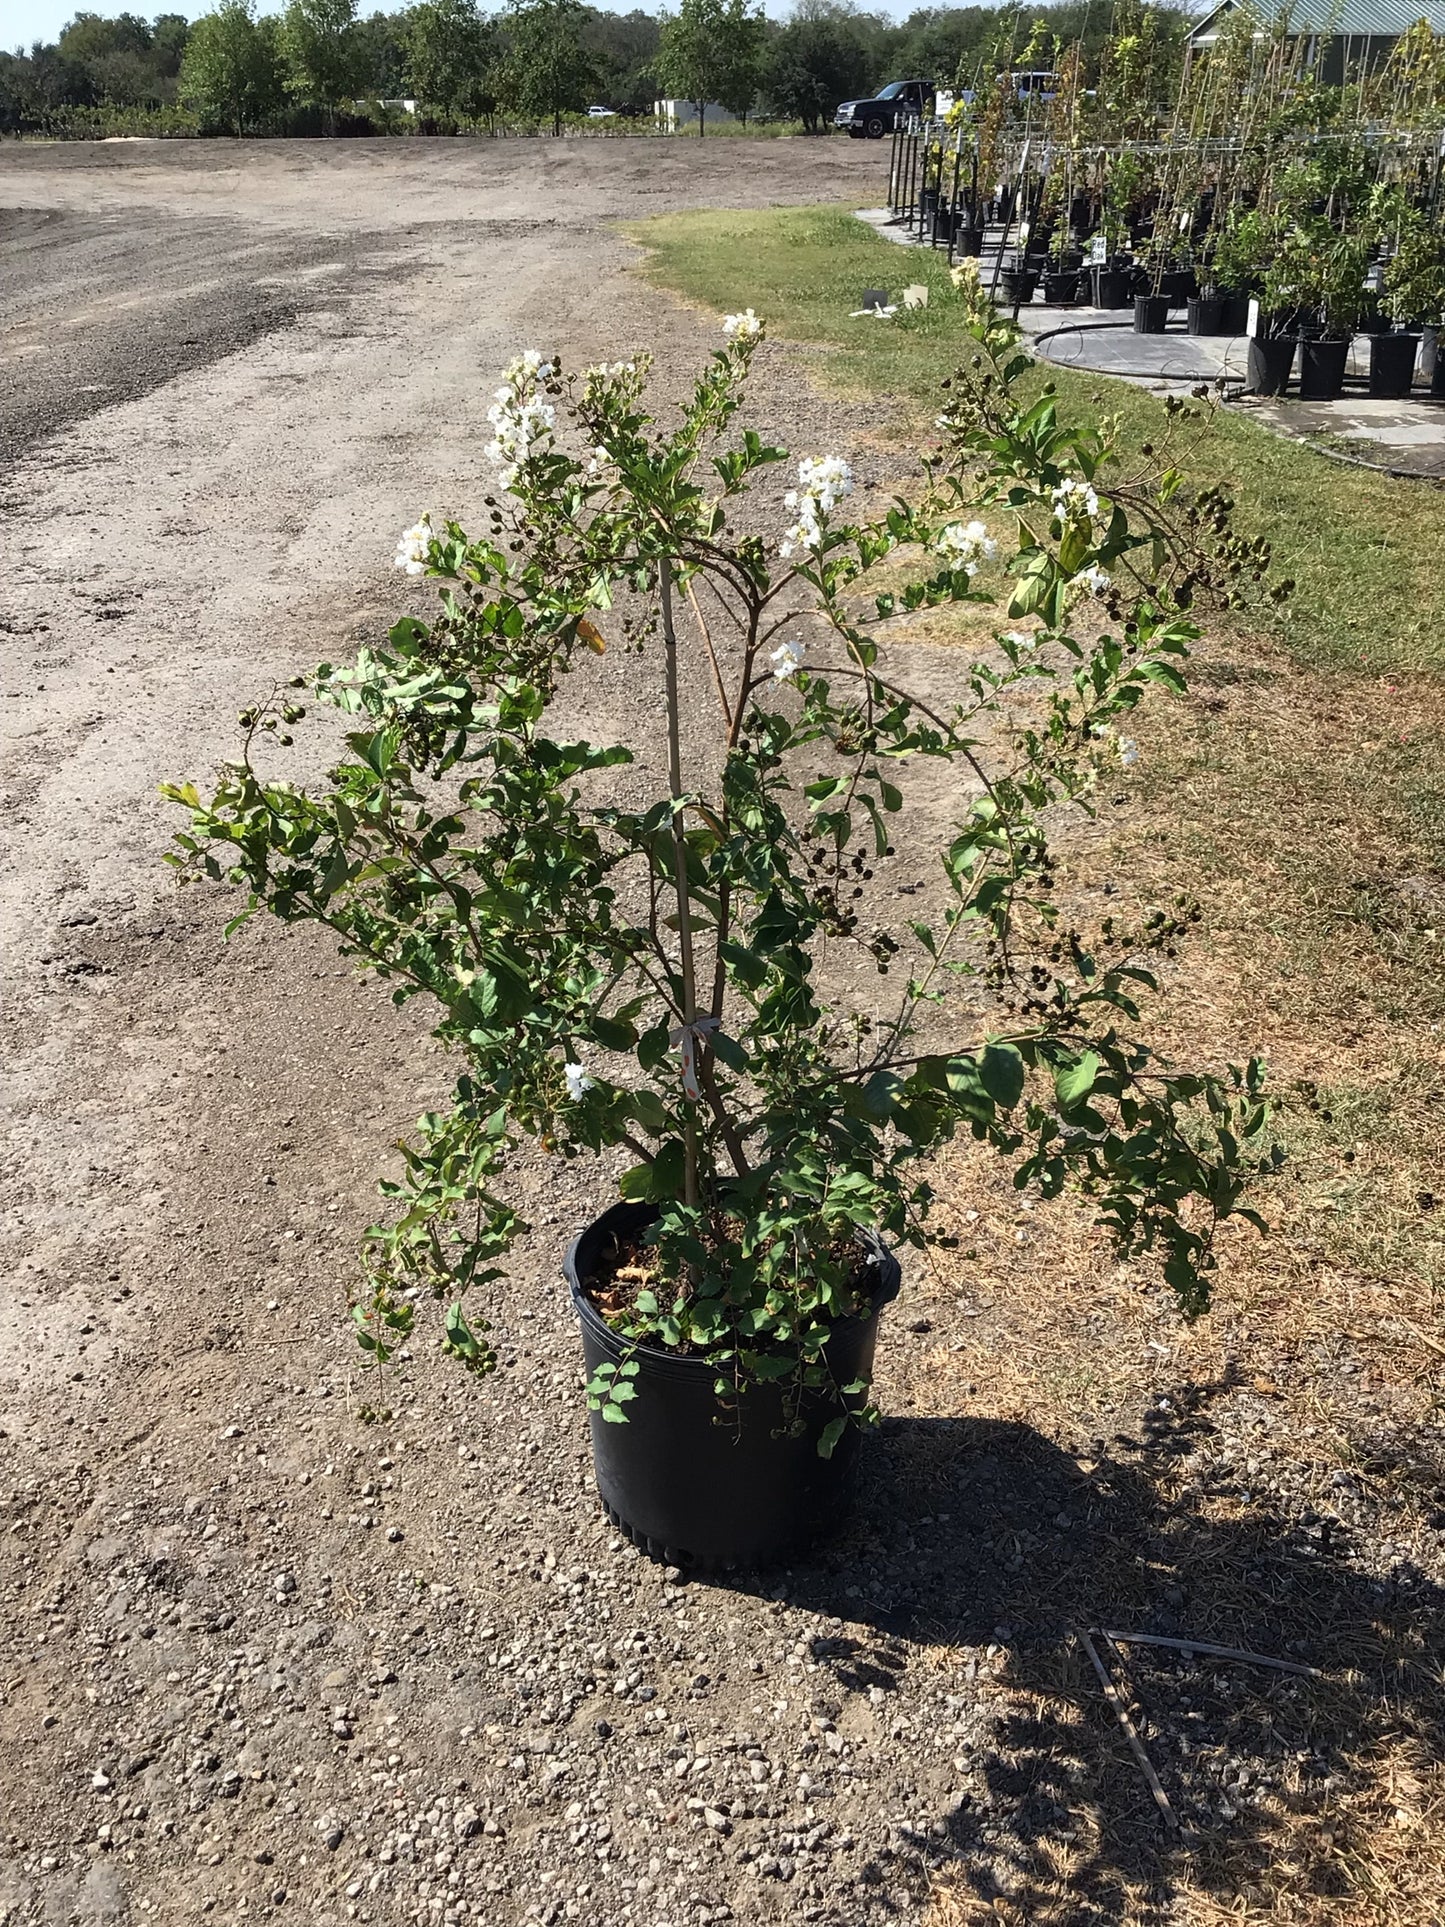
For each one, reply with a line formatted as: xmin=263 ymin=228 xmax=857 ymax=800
xmin=1029 ymin=316 xmax=1255 ymax=386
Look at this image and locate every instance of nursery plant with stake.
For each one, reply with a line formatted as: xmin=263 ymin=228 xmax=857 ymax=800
xmin=166 ymin=298 xmax=1280 ymax=1564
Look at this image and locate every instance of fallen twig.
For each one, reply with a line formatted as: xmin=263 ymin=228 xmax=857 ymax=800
xmin=1075 ymin=1625 xmax=1178 ymax=1830
xmin=1098 ymin=1628 xmax=1323 ymax=1680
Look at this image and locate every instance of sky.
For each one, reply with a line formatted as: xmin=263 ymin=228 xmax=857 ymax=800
xmin=8 ymin=0 xmax=899 ymax=54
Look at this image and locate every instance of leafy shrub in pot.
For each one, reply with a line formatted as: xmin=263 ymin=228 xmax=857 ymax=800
xmin=166 ymin=291 xmax=1279 ymax=1565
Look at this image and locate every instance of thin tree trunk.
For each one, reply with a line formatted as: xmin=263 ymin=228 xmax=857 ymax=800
xmin=659 ymin=559 xmax=699 ymax=1210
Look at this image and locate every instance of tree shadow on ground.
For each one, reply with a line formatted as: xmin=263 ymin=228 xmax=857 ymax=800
xmin=715 ymin=1391 xmax=1445 ymax=1925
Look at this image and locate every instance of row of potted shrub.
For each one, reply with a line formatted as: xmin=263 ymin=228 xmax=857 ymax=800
xmin=1245 ymin=320 xmax=1445 ymax=402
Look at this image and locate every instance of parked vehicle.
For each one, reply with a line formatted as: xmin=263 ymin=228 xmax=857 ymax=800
xmin=587 ymin=105 xmax=617 ymax=118
xmin=835 ymin=79 xmax=934 ymax=138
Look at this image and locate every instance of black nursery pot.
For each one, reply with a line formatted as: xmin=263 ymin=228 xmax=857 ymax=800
xmin=957 ymin=225 xmax=985 ymax=257
xmin=1187 ymin=294 xmax=1227 ymax=336
xmin=1368 ymin=330 xmax=1419 ymax=399
xmin=1246 ymin=333 xmax=1295 ymax=396
xmin=1091 ymin=265 xmax=1133 ymax=310
xmin=565 ymin=1200 xmax=903 ymax=1570
xmin=1042 ymin=269 xmax=1081 ymax=305
xmin=1298 ymin=334 xmax=1349 ymax=401
xmin=997 ymin=267 xmax=1038 ymax=307
xmin=1133 ymin=294 xmax=1170 ymax=334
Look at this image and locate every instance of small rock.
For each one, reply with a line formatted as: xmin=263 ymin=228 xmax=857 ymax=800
xmin=91 ymin=1771 xmax=111 ymax=1791
xmin=452 ymin=1805 xmax=481 ymax=1840
xmin=323 ymin=1827 xmax=344 ymax=1851
xmin=703 ymin=1807 xmax=731 ymax=1835
xmin=274 ymin=1572 xmax=297 ymax=1596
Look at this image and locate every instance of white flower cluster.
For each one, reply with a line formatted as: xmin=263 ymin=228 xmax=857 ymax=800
xmin=1118 ymin=735 xmax=1140 ymax=768
xmin=723 ymin=309 xmax=763 ymax=342
xmin=936 ymin=518 xmax=996 ymax=575
xmin=1051 ymin=477 xmax=1100 ymax=526
xmin=485 ymin=349 xmax=556 ymax=492
xmin=1072 ymin=563 xmax=1112 ymax=597
xmin=394 ymin=515 xmax=434 ymax=576
xmin=770 ymin=638 xmax=806 ymax=681
xmin=564 ymin=1061 xmax=595 ymax=1101
xmin=781 ymin=455 xmax=853 ymax=559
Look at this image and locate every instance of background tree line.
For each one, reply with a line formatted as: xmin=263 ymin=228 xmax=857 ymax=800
xmin=0 ymin=0 xmax=1187 ymax=138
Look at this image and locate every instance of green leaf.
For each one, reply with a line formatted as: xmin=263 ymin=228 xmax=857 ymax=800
xmin=978 ymin=1041 xmax=1025 ymax=1109
xmin=818 ymin=1416 xmax=847 ymax=1460
xmin=1055 ymin=1052 xmax=1101 ymax=1109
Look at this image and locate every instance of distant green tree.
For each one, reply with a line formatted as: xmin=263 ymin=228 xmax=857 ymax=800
xmin=580 ymin=4 xmax=661 ymax=114
xmin=496 ymin=0 xmax=597 ymax=135
xmin=656 ymin=0 xmax=765 ymax=133
xmin=278 ymin=0 xmax=364 ymax=124
xmin=150 ymin=13 xmax=192 ymax=82
xmin=765 ymin=0 xmax=871 ymax=130
xmin=405 ymin=0 xmax=496 ymax=118
xmin=354 ymin=9 xmax=412 ymax=97
xmin=179 ymin=0 xmax=285 ymax=132
xmin=55 ymin=11 xmax=157 ymax=102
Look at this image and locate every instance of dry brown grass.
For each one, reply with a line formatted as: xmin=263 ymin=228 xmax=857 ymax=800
xmin=899 ymin=620 xmax=1445 ymax=1927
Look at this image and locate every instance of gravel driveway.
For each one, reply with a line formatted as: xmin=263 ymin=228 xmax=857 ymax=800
xmin=0 ymin=135 xmax=981 ymax=1927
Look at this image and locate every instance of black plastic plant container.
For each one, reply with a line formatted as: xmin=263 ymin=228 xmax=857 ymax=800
xmin=957 ymin=225 xmax=984 ymax=257
xmin=1042 ymin=270 xmax=1081 ymax=305
xmin=566 ymin=1200 xmax=902 ymax=1570
xmin=1133 ymin=294 xmax=1170 ymax=334
xmin=1160 ymin=268 xmax=1195 ymax=307
xmin=998 ymin=267 xmax=1038 ymax=307
xmin=1297 ymin=335 xmax=1348 ymax=401
xmin=1220 ymin=292 xmax=1251 ymax=334
xmin=1368 ymin=330 xmax=1419 ymax=398
xmin=1187 ymin=294 xmax=1227 ymax=336
xmin=1246 ymin=334 xmax=1295 ymax=396
xmin=921 ymin=187 xmax=939 ymax=217
xmin=932 ymin=206 xmax=953 ymax=244
xmin=1091 ymin=265 xmax=1132 ymax=310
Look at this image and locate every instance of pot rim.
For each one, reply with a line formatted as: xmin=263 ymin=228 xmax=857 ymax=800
xmin=565 ymin=1198 xmax=902 ymax=1379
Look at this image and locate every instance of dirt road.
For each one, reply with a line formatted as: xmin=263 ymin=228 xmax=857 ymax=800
xmin=0 ymin=137 xmax=1012 ymax=1927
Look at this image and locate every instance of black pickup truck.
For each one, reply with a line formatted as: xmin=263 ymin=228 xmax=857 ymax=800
xmin=834 ymin=79 xmax=934 ymax=138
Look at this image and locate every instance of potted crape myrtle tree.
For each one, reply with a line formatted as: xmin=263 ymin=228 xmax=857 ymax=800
xmin=167 ymin=300 xmax=1276 ymax=1570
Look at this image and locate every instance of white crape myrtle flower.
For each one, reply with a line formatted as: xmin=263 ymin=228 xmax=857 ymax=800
xmin=723 ymin=309 xmax=763 ymax=342
xmin=780 ymin=454 xmax=853 ymax=558
xmin=1118 ymin=736 xmax=1140 ymax=768
xmin=563 ymin=1062 xmax=595 ymax=1101
xmin=1073 ymin=563 xmax=1112 ymax=597
xmin=936 ymin=518 xmax=996 ymax=575
xmin=1051 ymin=477 xmax=1100 ymax=525
xmin=394 ymin=515 xmax=434 ymax=576
xmin=770 ymin=638 xmax=806 ymax=681
xmin=484 ymin=348 xmax=557 ymax=492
